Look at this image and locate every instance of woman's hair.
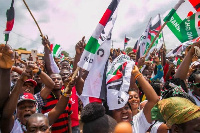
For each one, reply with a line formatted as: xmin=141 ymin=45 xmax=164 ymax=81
xmin=151 ymin=81 xmax=162 ymax=96
xmin=81 ymin=102 xmax=117 ymax=133
xmin=105 ymin=102 xmax=132 ymax=118
xmin=128 ymin=88 xmax=139 ymax=93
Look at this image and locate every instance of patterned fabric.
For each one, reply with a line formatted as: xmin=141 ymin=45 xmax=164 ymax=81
xmin=34 ymin=92 xmax=47 ymax=113
xmin=151 ymin=97 xmax=200 ymax=128
xmin=161 ymin=83 xmax=186 ymax=99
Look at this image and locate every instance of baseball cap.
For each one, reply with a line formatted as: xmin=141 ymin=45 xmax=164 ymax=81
xmin=18 ymin=93 xmax=36 ymax=105
xmin=24 ymin=79 xmax=37 ymax=87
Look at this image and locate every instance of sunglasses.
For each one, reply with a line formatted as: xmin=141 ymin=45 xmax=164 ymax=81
xmin=192 ymin=83 xmax=200 ymax=87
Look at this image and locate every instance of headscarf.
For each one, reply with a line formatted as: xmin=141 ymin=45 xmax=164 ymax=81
xmin=151 ymin=97 xmax=200 ymax=128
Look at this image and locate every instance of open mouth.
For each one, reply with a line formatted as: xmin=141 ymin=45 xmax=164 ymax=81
xmin=24 ymin=114 xmax=31 ymax=120
xmin=121 ymin=116 xmax=129 ymax=122
xmin=131 ymin=102 xmax=138 ymax=105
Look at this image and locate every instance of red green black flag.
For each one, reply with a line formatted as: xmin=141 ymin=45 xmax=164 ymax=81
xmin=124 ymin=36 xmax=130 ymax=44
xmin=4 ymin=0 xmax=15 ymax=42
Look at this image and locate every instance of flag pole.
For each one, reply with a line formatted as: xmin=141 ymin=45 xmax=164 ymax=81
xmin=124 ymin=35 xmax=126 ymax=51
xmin=112 ymin=40 xmax=113 ymax=49
xmin=144 ymin=0 xmax=185 ymax=58
xmin=64 ymin=66 xmax=80 ymax=93
xmin=22 ymin=0 xmax=50 ymax=50
xmin=144 ymin=22 xmax=167 ymax=57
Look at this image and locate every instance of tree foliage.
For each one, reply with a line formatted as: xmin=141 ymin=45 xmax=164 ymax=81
xmin=125 ymin=47 xmax=132 ymax=54
xmin=18 ymin=47 xmax=27 ymax=50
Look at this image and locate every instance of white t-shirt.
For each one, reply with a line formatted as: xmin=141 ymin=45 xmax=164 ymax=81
xmin=150 ymin=121 xmax=169 ymax=133
xmin=11 ymin=119 xmax=23 ymax=133
xmin=132 ymin=110 xmax=152 ymax=133
xmin=188 ymin=90 xmax=200 ymax=106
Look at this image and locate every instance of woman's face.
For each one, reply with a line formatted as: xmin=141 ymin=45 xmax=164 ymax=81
xmin=128 ymin=91 xmax=140 ymax=110
xmin=112 ymin=103 xmax=132 ymax=123
xmin=172 ymin=117 xmax=200 ymax=133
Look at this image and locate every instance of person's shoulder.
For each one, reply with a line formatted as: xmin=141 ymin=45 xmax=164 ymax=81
xmin=11 ymin=119 xmax=23 ymax=133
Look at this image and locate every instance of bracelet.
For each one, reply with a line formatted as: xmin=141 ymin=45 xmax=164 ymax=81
xmin=62 ymin=92 xmax=72 ymax=98
xmin=135 ymin=74 xmax=142 ymax=81
xmin=134 ymin=73 xmax=142 ymax=80
xmin=37 ymin=68 xmax=42 ymax=75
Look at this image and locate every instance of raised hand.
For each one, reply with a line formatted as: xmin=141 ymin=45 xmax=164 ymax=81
xmin=75 ymin=36 xmax=86 ymax=55
xmin=42 ymin=35 xmax=51 ymax=53
xmin=19 ymin=66 xmax=33 ymax=82
xmin=0 ymin=44 xmax=14 ymax=69
xmin=137 ymin=57 xmax=145 ymax=67
xmin=145 ymin=61 xmax=152 ymax=66
xmin=131 ymin=65 xmax=140 ymax=77
xmin=153 ymin=56 xmax=160 ymax=65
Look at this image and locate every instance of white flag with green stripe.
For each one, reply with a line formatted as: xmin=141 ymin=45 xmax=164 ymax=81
xmin=78 ymin=0 xmax=120 ymax=71
xmin=53 ymin=44 xmax=62 ymax=58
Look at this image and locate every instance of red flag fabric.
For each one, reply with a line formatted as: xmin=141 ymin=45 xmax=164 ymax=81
xmin=124 ymin=37 xmax=130 ymax=44
xmin=189 ymin=0 xmax=200 ymax=12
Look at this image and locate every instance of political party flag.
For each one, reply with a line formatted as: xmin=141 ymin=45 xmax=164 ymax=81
xmin=189 ymin=0 xmax=200 ymax=12
xmin=164 ymin=9 xmax=183 ymax=42
xmin=124 ymin=35 xmax=130 ymax=48
xmin=81 ymin=2 xmax=119 ymax=101
xmin=164 ymin=9 xmax=200 ymax=43
xmin=149 ymin=14 xmax=164 ymax=50
xmin=179 ymin=12 xmax=200 ymax=42
xmin=166 ymin=44 xmax=183 ymax=57
xmin=59 ymin=53 xmax=65 ymax=61
xmin=52 ymin=44 xmax=62 ymax=57
xmin=132 ymin=40 xmax=139 ymax=53
xmin=4 ymin=0 xmax=15 ymax=42
xmin=78 ymin=0 xmax=120 ymax=71
xmin=138 ymin=18 xmax=152 ymax=58
xmin=106 ymin=54 xmax=135 ymax=110
xmin=146 ymin=14 xmax=164 ymax=59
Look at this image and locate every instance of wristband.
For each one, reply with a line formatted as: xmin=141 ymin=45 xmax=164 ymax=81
xmin=62 ymin=92 xmax=71 ymax=98
xmin=37 ymin=68 xmax=42 ymax=75
xmin=135 ymin=74 xmax=142 ymax=81
xmin=134 ymin=73 xmax=142 ymax=80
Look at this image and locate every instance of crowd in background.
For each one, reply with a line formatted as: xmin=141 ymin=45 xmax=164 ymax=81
xmin=0 ymin=35 xmax=200 ymax=133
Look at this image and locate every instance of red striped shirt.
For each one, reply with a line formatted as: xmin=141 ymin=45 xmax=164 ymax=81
xmin=42 ymin=93 xmax=72 ymax=133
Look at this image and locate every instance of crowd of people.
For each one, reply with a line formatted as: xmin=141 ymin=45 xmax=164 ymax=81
xmin=0 ymin=35 xmax=200 ymax=133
